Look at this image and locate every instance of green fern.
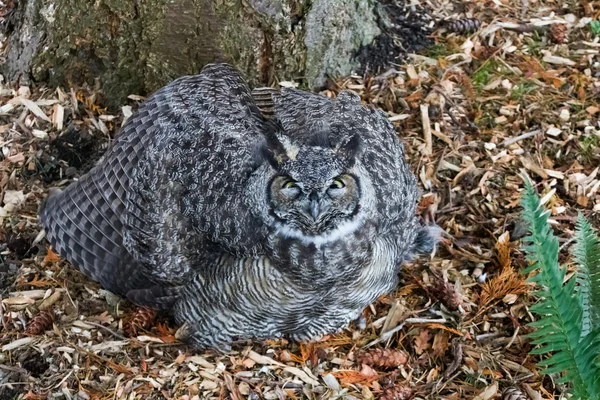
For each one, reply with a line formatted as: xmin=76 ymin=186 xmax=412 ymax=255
xmin=574 ymin=214 xmax=600 ymax=336
xmin=520 ymin=182 xmax=600 ymax=400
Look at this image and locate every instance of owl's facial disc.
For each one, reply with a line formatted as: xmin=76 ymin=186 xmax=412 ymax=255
xmin=269 ymin=172 xmax=361 ymax=242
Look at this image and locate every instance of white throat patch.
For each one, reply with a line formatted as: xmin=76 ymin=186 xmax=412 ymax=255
xmin=274 ymin=216 xmax=364 ymax=247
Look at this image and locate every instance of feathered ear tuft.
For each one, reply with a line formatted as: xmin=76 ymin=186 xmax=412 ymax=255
xmin=338 ymin=134 xmax=362 ymax=167
xmin=260 ymin=129 xmax=289 ymax=169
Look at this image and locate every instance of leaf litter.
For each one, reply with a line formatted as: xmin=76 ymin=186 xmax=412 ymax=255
xmin=2 ymin=0 xmax=600 ymax=398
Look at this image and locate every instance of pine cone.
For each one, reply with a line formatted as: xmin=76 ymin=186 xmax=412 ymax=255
xmin=124 ymin=307 xmax=157 ymax=337
xmin=356 ymin=348 xmax=408 ymax=369
xmin=26 ymin=310 xmax=54 ymax=336
xmin=379 ymin=385 xmax=413 ymax=400
xmin=549 ymin=23 xmax=568 ymax=44
xmin=443 ymin=18 xmax=482 ymax=34
xmin=502 ymin=386 xmax=528 ymax=400
xmin=430 ymin=274 xmax=463 ymax=311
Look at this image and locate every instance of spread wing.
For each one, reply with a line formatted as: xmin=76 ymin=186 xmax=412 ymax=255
xmin=39 ymin=64 xmax=273 ymax=307
xmin=39 ymin=83 xmax=180 ymax=308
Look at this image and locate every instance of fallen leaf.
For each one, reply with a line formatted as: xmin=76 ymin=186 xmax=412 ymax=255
xmin=432 ymin=331 xmax=451 ymax=358
xmin=42 ymin=247 xmax=61 ymax=264
xmin=414 ymin=329 xmax=432 ymax=355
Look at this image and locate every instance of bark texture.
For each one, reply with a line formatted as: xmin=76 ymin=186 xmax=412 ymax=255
xmin=2 ymin=0 xmax=382 ymax=104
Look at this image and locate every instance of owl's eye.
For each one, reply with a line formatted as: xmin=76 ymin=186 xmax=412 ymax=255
xmin=329 ymin=179 xmax=345 ymax=190
xmin=282 ymin=180 xmax=298 ymax=189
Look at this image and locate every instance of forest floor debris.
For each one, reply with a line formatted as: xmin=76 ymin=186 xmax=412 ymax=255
xmin=2 ymin=0 xmax=600 ymax=398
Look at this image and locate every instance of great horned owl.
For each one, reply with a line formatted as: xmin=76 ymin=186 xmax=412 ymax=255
xmin=39 ymin=63 xmax=438 ymax=349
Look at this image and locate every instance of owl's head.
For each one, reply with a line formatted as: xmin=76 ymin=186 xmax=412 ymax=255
xmin=261 ymin=131 xmax=367 ymax=243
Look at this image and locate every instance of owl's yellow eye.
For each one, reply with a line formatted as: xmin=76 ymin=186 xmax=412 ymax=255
xmin=282 ymin=180 xmax=297 ymax=189
xmin=330 ymin=178 xmax=345 ymax=189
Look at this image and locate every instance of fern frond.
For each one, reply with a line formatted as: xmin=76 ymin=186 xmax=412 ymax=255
xmin=574 ymin=213 xmax=600 ymax=335
xmin=520 ymin=182 xmax=600 ymax=399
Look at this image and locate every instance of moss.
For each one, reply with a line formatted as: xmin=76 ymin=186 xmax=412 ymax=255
xmin=579 ymin=134 xmax=600 ymax=163
xmin=510 ymin=80 xmax=538 ymax=102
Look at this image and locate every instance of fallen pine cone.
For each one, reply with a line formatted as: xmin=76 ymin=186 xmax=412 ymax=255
xmin=430 ymin=273 xmax=463 ymax=311
xmin=26 ymin=309 xmax=54 ymax=336
xmin=124 ymin=307 xmax=157 ymax=337
xmin=502 ymin=386 xmax=528 ymax=400
xmin=379 ymin=385 xmax=413 ymax=400
xmin=442 ymin=18 xmax=482 ymax=34
xmin=356 ymin=348 xmax=408 ymax=369
xmin=549 ymin=23 xmax=568 ymax=44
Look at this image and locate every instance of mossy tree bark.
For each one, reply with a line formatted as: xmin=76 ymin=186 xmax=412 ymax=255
xmin=2 ymin=0 xmax=382 ymax=105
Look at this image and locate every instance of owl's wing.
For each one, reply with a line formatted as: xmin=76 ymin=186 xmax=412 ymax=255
xmin=38 ymin=85 xmax=183 ymax=308
xmin=40 ymin=64 xmax=272 ymax=306
xmin=122 ymin=64 xmax=273 ymax=286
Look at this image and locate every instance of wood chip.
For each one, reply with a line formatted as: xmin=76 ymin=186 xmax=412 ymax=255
xmin=17 ymin=97 xmax=52 ymax=122
xmin=39 ymin=290 xmax=62 ymax=310
xmin=2 ymin=337 xmax=36 ymax=351
xmin=542 ymin=52 xmax=576 ymax=66
xmin=420 ymin=104 xmax=433 ymax=155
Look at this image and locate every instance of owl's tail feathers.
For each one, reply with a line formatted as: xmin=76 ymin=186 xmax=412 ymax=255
xmin=126 ymin=285 xmax=181 ymax=311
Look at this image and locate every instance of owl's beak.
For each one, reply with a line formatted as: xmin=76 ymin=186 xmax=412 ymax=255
xmin=309 ymin=191 xmax=320 ymax=221
xmin=311 ymin=198 xmax=319 ymax=220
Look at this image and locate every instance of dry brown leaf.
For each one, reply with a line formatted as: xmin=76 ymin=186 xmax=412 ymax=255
xmin=333 ymin=365 xmax=379 ymax=386
xmin=42 ymin=247 xmax=61 ymax=265
xmin=432 ymin=331 xmax=451 ymax=358
xmin=300 ymin=342 xmax=318 ymax=366
xmin=414 ymin=329 xmax=432 ymax=355
xmin=88 ymin=311 xmax=114 ymax=325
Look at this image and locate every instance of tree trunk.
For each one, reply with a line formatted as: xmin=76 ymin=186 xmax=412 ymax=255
xmin=1 ymin=0 xmax=385 ymax=104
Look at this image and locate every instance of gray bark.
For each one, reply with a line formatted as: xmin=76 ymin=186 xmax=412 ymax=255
xmin=1 ymin=0 xmax=381 ymax=104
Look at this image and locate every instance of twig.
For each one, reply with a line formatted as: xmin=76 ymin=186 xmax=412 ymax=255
xmin=82 ymin=321 xmax=128 ymax=340
xmin=498 ymin=22 xmax=546 ymax=33
xmin=441 ymin=59 xmax=473 ymax=81
xmin=365 ymin=323 xmax=406 ymax=348
xmin=444 ymin=338 xmax=463 ymax=378
xmin=502 ymin=130 xmax=540 ymax=147
xmin=365 ymin=318 xmax=448 ymax=347
xmin=434 ymin=88 xmax=479 ymax=132
xmin=420 ymin=104 xmax=433 ymax=155
xmin=405 ymin=317 xmax=447 ymax=324
xmin=505 ymin=326 xmax=521 ymax=350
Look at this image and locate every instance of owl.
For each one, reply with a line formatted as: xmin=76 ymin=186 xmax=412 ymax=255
xmin=39 ymin=63 xmax=439 ymax=350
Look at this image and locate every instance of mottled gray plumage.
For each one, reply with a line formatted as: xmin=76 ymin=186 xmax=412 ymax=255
xmin=39 ymin=63 xmax=438 ymax=349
